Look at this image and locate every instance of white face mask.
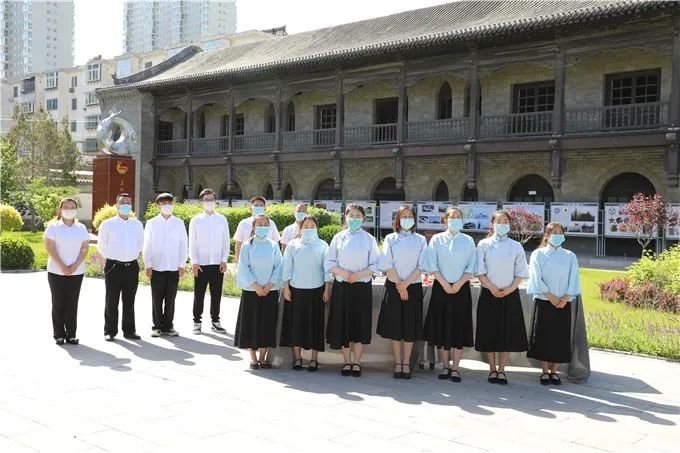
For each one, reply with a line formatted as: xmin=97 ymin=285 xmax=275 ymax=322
xmin=160 ymin=205 xmax=174 ymax=216
xmin=61 ymin=209 xmax=77 ymax=220
xmin=203 ymin=201 xmax=216 ymax=212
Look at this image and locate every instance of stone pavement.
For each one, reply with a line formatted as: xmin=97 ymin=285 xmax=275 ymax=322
xmin=0 ymin=272 xmax=678 ymax=453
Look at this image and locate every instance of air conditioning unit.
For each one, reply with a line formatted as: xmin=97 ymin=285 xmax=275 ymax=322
xmin=68 ymin=87 xmax=74 ymax=92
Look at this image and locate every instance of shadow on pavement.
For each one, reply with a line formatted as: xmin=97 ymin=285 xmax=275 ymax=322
xmin=113 ymin=339 xmax=195 ymax=366
xmin=61 ymin=344 xmax=132 ymax=371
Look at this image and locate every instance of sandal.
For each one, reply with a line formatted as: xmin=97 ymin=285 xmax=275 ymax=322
xmin=393 ymin=363 xmax=403 ymax=379
xmin=341 ymin=363 xmax=352 ymax=376
xmin=549 ymin=372 xmax=562 ymax=385
xmin=540 ymin=372 xmax=551 ymax=385
xmin=438 ymin=367 xmax=452 ymax=380
xmin=497 ymin=371 xmax=508 ymax=385
xmin=249 ymin=361 xmax=260 ymax=370
xmin=450 ymin=369 xmax=461 ymax=383
xmin=351 ymin=363 xmax=362 ymax=377
xmin=402 ymin=363 xmax=411 ymax=380
xmin=308 ymin=360 xmax=319 ymax=372
xmin=258 ymin=361 xmax=272 ymax=369
xmin=487 ymin=371 xmax=499 ymax=383
xmin=66 ymin=338 xmax=79 ymax=345
xmin=292 ymin=358 xmax=303 ymax=370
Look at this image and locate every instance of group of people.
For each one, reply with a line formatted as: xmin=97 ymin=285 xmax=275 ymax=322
xmin=44 ymin=191 xmax=581 ymax=385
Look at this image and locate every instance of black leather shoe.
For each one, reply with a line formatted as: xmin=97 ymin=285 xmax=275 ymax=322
xmin=341 ymin=363 xmax=352 ymax=376
xmin=124 ymin=333 xmax=141 ymax=340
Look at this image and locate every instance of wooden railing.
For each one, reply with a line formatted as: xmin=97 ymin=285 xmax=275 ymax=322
xmin=282 ymin=129 xmax=336 ymax=149
xmin=156 ymin=139 xmax=186 ymax=156
xmin=233 ymin=133 xmax=275 ymax=152
xmin=193 ymin=136 xmax=228 ymax=154
xmin=565 ymin=102 xmax=668 ymax=133
xmin=407 ymin=118 xmax=468 ymax=143
xmin=480 ymin=111 xmax=553 ymax=137
xmin=344 ymin=123 xmax=398 ymax=145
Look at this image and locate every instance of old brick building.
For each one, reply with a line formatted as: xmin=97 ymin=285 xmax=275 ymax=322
xmin=99 ymin=1 xmax=680 ymax=255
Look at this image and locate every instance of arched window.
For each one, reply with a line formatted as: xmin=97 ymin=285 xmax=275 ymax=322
xmin=265 ymin=104 xmax=275 ymax=133
xmin=434 ymin=181 xmax=449 ymax=201
xmin=508 ymin=174 xmax=554 ymax=203
xmin=437 ymin=82 xmax=452 ymax=120
xmin=182 ymin=185 xmax=189 ymax=201
xmin=464 ymin=82 xmax=482 ymax=118
xmin=264 ymin=184 xmax=274 ymax=200
xmin=220 ymin=183 xmax=243 ymax=203
xmin=282 ymin=183 xmax=293 ymax=201
xmin=286 ymin=102 xmax=295 ymax=132
xmin=601 ymin=173 xmax=654 ymax=204
xmin=373 ymin=177 xmax=405 ymax=202
xmin=463 ymin=184 xmax=478 ymax=201
xmin=197 ymin=111 xmax=206 ymax=138
xmin=313 ymin=178 xmax=342 ymax=201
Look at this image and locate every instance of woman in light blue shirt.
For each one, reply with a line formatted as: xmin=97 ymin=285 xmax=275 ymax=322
xmin=377 ymin=204 xmax=426 ymax=380
xmin=423 ymin=207 xmax=477 ymax=382
xmin=325 ymin=203 xmax=379 ymax=377
xmin=280 ymin=216 xmax=332 ymax=372
xmin=475 ymin=210 xmax=530 ymax=385
xmin=234 ymin=215 xmax=283 ymax=369
xmin=527 ymin=222 xmax=581 ymax=385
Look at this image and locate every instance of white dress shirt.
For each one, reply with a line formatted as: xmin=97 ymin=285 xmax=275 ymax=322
xmin=233 ymin=216 xmax=280 ymax=243
xmin=97 ymin=215 xmax=144 ymax=262
xmin=189 ymin=212 xmax=230 ymax=266
xmin=142 ymin=214 xmax=188 ymax=271
xmin=280 ymin=222 xmax=300 ymax=245
xmin=43 ymin=220 xmax=90 ymax=275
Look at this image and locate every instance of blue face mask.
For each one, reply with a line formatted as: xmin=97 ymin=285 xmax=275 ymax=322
xmin=347 ymin=218 xmax=363 ymax=232
xmin=494 ymin=223 xmax=510 ymax=237
xmin=118 ymin=204 xmax=132 ymax=216
xmin=301 ymin=228 xmax=318 ymax=241
xmin=400 ymin=217 xmax=415 ymax=231
xmin=295 ymin=212 xmax=307 ymax=222
xmin=447 ymin=218 xmax=464 ymax=232
xmin=255 ymin=226 xmax=270 ymax=238
xmin=549 ymin=234 xmax=566 ymax=247
xmin=252 ymin=206 xmax=265 ymax=216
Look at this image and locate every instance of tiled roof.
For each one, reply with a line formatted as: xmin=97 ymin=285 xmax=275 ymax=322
xmin=102 ymin=1 xmax=678 ymax=91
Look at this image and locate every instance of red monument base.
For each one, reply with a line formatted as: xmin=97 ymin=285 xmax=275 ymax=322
xmin=92 ymin=154 xmax=136 ymax=226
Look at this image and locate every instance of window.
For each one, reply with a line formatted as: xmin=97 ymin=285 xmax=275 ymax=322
xmin=234 ymin=114 xmax=244 ymax=135
xmin=198 ymin=111 xmax=206 ymax=138
xmin=12 ymin=86 xmax=18 ymax=97
xmin=464 ymin=82 xmax=482 ymax=117
xmin=22 ymin=101 xmax=35 ymax=113
xmin=372 ymin=177 xmax=405 ymax=202
xmin=316 ymin=104 xmax=336 ymax=129
xmin=437 ymin=82 xmax=452 ymax=119
xmin=84 ymin=138 xmax=98 ymax=152
xmin=85 ymin=114 xmax=100 ymax=129
xmin=513 ymin=81 xmax=555 ymax=113
xmin=265 ymin=104 xmax=275 ymax=133
xmin=71 ymin=98 xmax=77 ymax=110
xmin=158 ymin=121 xmax=173 ymax=141
xmin=606 ymin=69 xmax=660 ymax=106
xmin=86 ymin=63 xmax=101 ymax=81
xmin=286 ymin=102 xmax=295 ymax=131
xmin=86 ymin=92 xmax=98 ymax=105
xmin=21 ymin=77 xmax=35 ymax=93
xmin=70 ymin=75 xmax=77 ymax=88
xmin=508 ymin=174 xmax=554 ymax=203
xmin=46 ymin=98 xmax=58 ymax=110
xmin=434 ymin=181 xmax=449 ymax=201
xmin=70 ymin=121 xmax=76 ymax=132
xmin=144 ymin=61 xmax=152 ymax=69
xmin=220 ymin=115 xmax=229 ymax=136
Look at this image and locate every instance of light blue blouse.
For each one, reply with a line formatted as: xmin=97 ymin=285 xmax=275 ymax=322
xmin=424 ymin=230 xmax=477 ymax=283
xmin=282 ymin=237 xmax=332 ymax=289
xmin=378 ymin=231 xmax=427 ymax=283
xmin=527 ymin=245 xmax=581 ymax=301
xmin=324 ymin=228 xmax=379 ymax=283
xmin=237 ymin=237 xmax=283 ymax=291
xmin=476 ymin=235 xmax=529 ymax=289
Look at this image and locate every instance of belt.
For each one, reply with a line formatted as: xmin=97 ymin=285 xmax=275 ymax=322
xmin=107 ymin=259 xmax=137 ymax=266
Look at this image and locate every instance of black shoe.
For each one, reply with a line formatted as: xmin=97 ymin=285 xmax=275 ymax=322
xmin=488 ymin=371 xmax=499 ymax=383
xmin=393 ymin=363 xmax=403 ymax=379
xmin=439 ymin=367 xmax=452 ymax=380
xmin=292 ymin=358 xmax=303 ymax=370
xmin=549 ymin=372 xmax=562 ymax=385
xmin=258 ymin=361 xmax=272 ymax=369
xmin=55 ymin=338 xmax=65 ymax=345
xmin=540 ymin=372 xmax=551 ymax=385
xmin=450 ymin=369 xmax=461 ymax=383
xmin=497 ymin=371 xmax=508 ymax=385
xmin=124 ymin=333 xmax=141 ymax=340
xmin=401 ymin=363 xmax=411 ymax=380
xmin=249 ymin=361 xmax=260 ymax=370
xmin=351 ymin=364 xmax=362 ymax=377
xmin=66 ymin=338 xmax=79 ymax=345
xmin=104 ymin=334 xmax=115 ymax=342
xmin=308 ymin=360 xmax=319 ymax=372
xmin=341 ymin=363 xmax=352 ymax=376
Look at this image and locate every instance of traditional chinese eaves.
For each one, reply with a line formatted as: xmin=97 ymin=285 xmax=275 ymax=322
xmin=101 ymin=0 xmax=679 ymax=92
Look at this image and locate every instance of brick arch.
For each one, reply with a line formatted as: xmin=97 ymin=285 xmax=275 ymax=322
xmin=500 ymin=168 xmax=552 ymax=201
xmin=597 ymin=165 xmax=661 ymax=202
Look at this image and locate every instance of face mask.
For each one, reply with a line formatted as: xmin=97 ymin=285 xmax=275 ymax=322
xmin=255 ymin=226 xmax=270 ymax=238
xmin=118 ymin=204 xmax=132 ymax=216
xmin=549 ymin=234 xmax=566 ymax=247
xmin=203 ymin=201 xmax=216 ymax=212
xmin=61 ymin=209 xmax=77 ymax=220
xmin=447 ymin=218 xmax=463 ymax=232
xmin=160 ymin=204 xmax=174 ymax=216
xmin=494 ymin=223 xmax=510 ymax=237
xmin=347 ymin=218 xmax=363 ymax=232
xmin=252 ymin=206 xmax=265 ymax=216
xmin=295 ymin=212 xmax=307 ymax=222
xmin=301 ymin=228 xmax=318 ymax=241
xmin=400 ymin=218 xmax=415 ymax=231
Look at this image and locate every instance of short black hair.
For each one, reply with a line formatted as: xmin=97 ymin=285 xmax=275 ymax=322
xmin=116 ymin=193 xmax=132 ymax=203
xmin=155 ymin=192 xmax=174 ymax=204
xmin=199 ymin=188 xmax=215 ymax=200
xmin=250 ymin=196 xmax=266 ymax=205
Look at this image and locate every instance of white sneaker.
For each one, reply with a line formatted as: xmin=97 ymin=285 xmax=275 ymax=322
xmin=211 ymin=321 xmax=226 ymax=333
xmin=193 ymin=323 xmax=201 ymax=335
xmin=151 ymin=329 xmax=162 ymax=337
xmin=166 ymin=329 xmax=179 ymax=337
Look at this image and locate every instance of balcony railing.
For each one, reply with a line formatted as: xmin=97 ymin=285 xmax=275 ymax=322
xmin=407 ymin=118 xmax=468 ymax=143
xmin=157 ymin=139 xmax=186 ymax=156
xmin=233 ymin=133 xmax=275 ymax=152
xmin=282 ymin=129 xmax=336 ymax=150
xmin=480 ymin=111 xmax=553 ymax=137
xmin=565 ymin=102 xmax=668 ymax=133
xmin=193 ymin=136 xmax=228 ymax=154
xmin=345 ymin=123 xmax=398 ymax=145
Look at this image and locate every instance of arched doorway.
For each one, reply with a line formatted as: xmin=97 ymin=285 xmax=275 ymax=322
xmin=181 ymin=185 xmax=189 ymax=202
xmin=437 ymin=82 xmax=452 ymax=120
xmin=463 ymin=184 xmax=478 ymax=201
xmin=282 ymin=183 xmax=293 ymax=201
xmin=434 ymin=181 xmax=449 ymax=201
xmin=373 ymin=177 xmax=405 ymax=202
xmin=220 ymin=182 xmax=243 ymax=204
xmin=313 ymin=178 xmax=342 ymax=201
xmin=264 ymin=184 xmax=274 ymax=200
xmin=600 ymin=172 xmax=655 ymax=204
xmin=508 ymin=174 xmax=554 ymax=203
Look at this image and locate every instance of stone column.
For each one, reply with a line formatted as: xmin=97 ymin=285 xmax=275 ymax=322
xmin=552 ymin=44 xmax=566 ymax=135
xmin=468 ymin=49 xmax=480 ymax=140
xmin=670 ymin=16 xmax=680 ymax=128
xmin=397 ymin=64 xmax=407 ymax=144
xmin=335 ymin=74 xmax=344 ymax=148
xmin=228 ymin=93 xmax=235 ymax=152
xmin=275 ymin=84 xmax=282 ymax=150
xmin=185 ymin=91 xmax=193 ymax=156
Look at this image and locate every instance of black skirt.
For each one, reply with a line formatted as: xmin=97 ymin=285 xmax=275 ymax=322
xmin=376 ymin=280 xmax=424 ymax=342
xmin=326 ymin=280 xmax=372 ymax=349
xmin=475 ymin=287 xmax=528 ymax=352
xmin=279 ymin=285 xmax=326 ymax=351
xmin=423 ymin=280 xmax=474 ymax=349
xmin=527 ymin=298 xmax=572 ymax=363
xmin=233 ymin=290 xmax=279 ymax=349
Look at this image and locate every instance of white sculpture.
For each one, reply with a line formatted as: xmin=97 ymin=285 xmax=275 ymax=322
xmin=96 ymin=111 xmax=138 ymax=155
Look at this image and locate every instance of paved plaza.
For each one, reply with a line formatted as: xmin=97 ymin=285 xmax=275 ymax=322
xmin=0 ymin=272 xmax=678 ymax=453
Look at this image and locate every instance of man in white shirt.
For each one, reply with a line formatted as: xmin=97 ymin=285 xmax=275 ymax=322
xmin=280 ymin=203 xmax=308 ymax=253
xmin=97 ymin=193 xmax=144 ymax=341
xmin=143 ymin=193 xmax=188 ymax=338
xmin=189 ymin=189 xmax=230 ymax=334
xmin=233 ymin=196 xmax=280 ymax=264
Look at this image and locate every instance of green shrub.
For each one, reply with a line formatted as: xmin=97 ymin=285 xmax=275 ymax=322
xmin=92 ymin=203 xmax=136 ymax=231
xmin=219 ymin=207 xmax=251 ymax=237
xmin=0 ymin=235 xmax=35 ymax=270
xmin=628 ymin=246 xmax=680 ymax=295
xmin=319 ymin=224 xmax=343 ymax=244
xmin=0 ymin=204 xmax=23 ymax=232
xmin=145 ymin=202 xmax=203 ymax=230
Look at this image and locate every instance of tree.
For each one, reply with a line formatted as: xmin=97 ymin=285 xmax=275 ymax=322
xmin=623 ymin=193 xmax=675 ymax=255
xmin=25 ymin=178 xmax=79 ymax=232
xmin=0 ymin=137 xmax=20 ymax=203
xmin=507 ymin=207 xmax=544 ymax=245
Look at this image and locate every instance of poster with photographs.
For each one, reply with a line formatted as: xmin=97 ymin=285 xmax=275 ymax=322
xmin=312 ymin=200 xmax=343 ymax=216
xmin=230 ymin=200 xmax=250 ymax=208
xmin=416 ymin=201 xmax=452 ymax=231
xmin=603 ymin=203 xmax=636 ymax=238
xmin=549 ymin=203 xmax=598 ymax=236
xmin=380 ymin=201 xmax=414 ymax=229
xmin=458 ymin=202 xmax=498 ymax=232
xmin=345 ymin=200 xmax=377 ymax=227
xmin=666 ymin=204 xmax=680 ymax=239
xmin=501 ymin=202 xmax=546 ymax=233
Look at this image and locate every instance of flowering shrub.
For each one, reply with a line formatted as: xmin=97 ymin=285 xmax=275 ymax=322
xmin=623 ymin=193 xmax=675 ymax=253
xmin=599 ymin=277 xmax=680 ymax=313
xmin=506 ymin=207 xmax=543 ymax=244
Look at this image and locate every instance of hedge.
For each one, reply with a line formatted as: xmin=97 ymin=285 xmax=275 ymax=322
xmin=0 ymin=204 xmax=23 ymax=232
xmin=92 ymin=204 xmax=136 ymax=231
xmin=0 ymin=235 xmax=35 ymax=270
xmin=319 ymin=224 xmax=343 ymax=244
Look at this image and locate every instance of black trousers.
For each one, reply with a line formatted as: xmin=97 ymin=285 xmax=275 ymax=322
xmin=193 ymin=264 xmax=223 ymax=323
xmin=48 ymin=273 xmax=84 ymax=340
xmin=104 ymin=259 xmax=139 ymax=337
xmin=151 ymin=270 xmax=179 ymax=331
